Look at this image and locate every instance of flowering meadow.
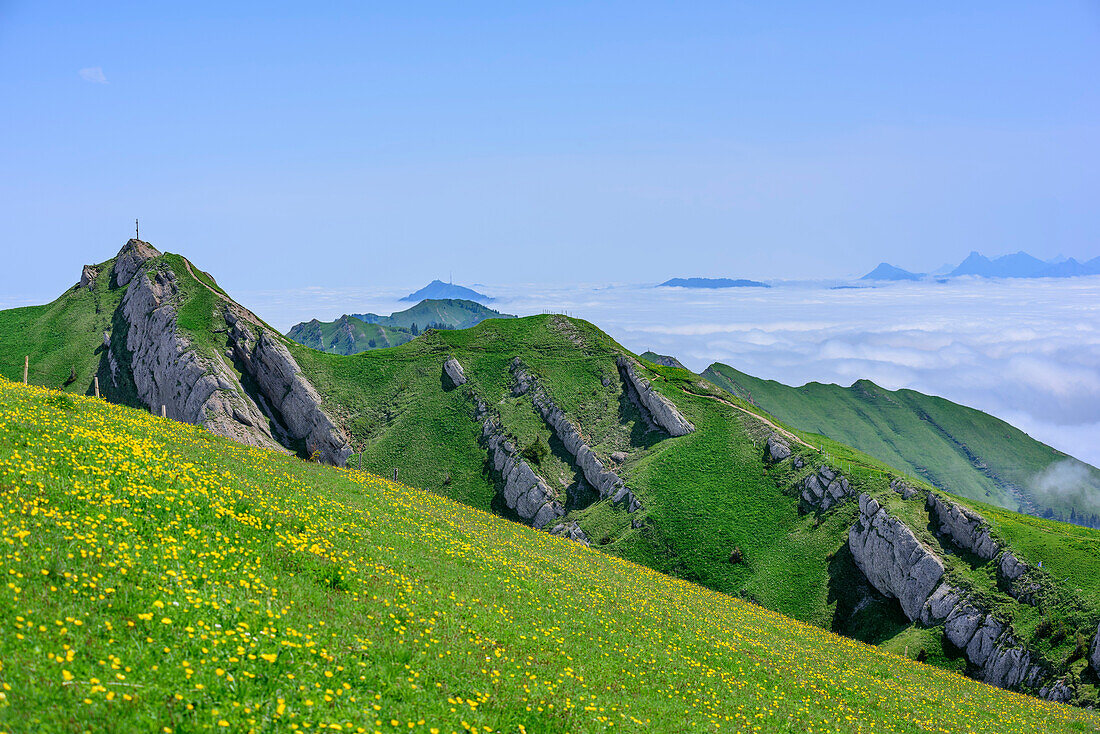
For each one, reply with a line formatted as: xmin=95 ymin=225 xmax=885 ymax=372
xmin=0 ymin=380 xmax=1096 ymax=733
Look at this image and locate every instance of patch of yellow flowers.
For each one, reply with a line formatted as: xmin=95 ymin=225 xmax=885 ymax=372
xmin=0 ymin=380 xmax=1096 ymax=733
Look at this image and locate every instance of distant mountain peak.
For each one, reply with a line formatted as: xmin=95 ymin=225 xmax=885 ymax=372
xmin=859 ymin=263 xmax=921 ymax=281
xmin=658 ymin=277 xmax=769 ymax=289
xmin=401 ymin=280 xmax=493 ymax=304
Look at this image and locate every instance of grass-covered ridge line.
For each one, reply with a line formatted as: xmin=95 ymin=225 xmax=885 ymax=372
xmin=703 ymin=362 xmax=1100 ymax=527
xmin=2 ymin=379 xmax=1098 ymax=733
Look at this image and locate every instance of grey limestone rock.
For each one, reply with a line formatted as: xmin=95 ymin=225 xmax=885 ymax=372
xmin=80 ymin=264 xmax=99 ymax=288
xmin=764 ymin=435 xmax=791 ymax=463
xmin=926 ymin=493 xmax=1000 ymax=560
xmin=513 ymin=361 xmax=643 ymax=514
xmin=890 ymin=478 xmax=918 ymax=500
xmin=549 ymin=521 xmax=591 ymax=546
xmin=800 ymin=466 xmax=854 ymax=511
xmin=122 ymin=264 xmax=283 ymax=453
xmin=225 ymin=309 xmax=352 ymax=466
xmin=610 ymin=451 xmax=628 ymax=463
xmin=443 ymin=357 xmax=467 ymax=387
xmin=113 ymin=239 xmax=161 ymax=287
xmin=848 ymin=493 xmax=945 ymax=620
xmin=481 ymin=418 xmax=564 ymax=529
xmin=616 ymin=356 xmax=695 ymax=437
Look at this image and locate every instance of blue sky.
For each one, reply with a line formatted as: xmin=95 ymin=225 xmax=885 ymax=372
xmin=1 ymin=1 xmax=1099 ymax=299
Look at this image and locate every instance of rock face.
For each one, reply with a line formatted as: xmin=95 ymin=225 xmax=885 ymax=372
xmin=849 ymin=493 xmax=1068 ymax=701
xmin=764 ymin=435 xmax=791 ymax=463
xmin=117 ymin=244 xmax=351 ymax=465
xmin=79 ymin=264 xmax=99 ymax=288
xmin=442 ymin=357 xmax=467 ymax=387
xmin=122 ymin=265 xmax=283 ymax=452
xmin=225 ymin=309 xmax=352 ymax=466
xmin=113 ymin=239 xmax=160 ymax=287
xmin=849 ymin=494 xmax=945 ymax=620
xmin=513 ymin=360 xmax=643 ymax=514
xmin=478 ymin=410 xmax=564 ymax=529
xmin=926 ymin=493 xmax=999 ymax=560
xmin=616 ymin=357 xmax=695 ymax=437
xmin=800 ymin=466 xmax=854 ymax=511
xmin=549 ymin=521 xmax=591 ymax=546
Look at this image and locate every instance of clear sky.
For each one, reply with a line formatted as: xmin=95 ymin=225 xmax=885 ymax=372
xmin=1 ymin=1 xmax=1099 ymax=300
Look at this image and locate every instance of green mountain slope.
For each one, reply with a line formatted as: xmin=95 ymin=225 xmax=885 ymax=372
xmin=286 ymin=299 xmax=514 ymax=355
xmin=702 ymin=363 xmax=1100 ymax=528
xmin=286 ymin=314 xmax=414 ymax=353
xmin=2 ymin=379 xmax=1097 ymax=732
xmin=4 ymin=243 xmax=1100 ymax=705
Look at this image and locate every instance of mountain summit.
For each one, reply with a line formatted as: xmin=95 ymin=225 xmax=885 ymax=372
xmin=401 ymin=279 xmax=493 ymax=303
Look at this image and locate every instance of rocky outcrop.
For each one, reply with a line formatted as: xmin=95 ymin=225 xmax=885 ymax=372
xmin=764 ymin=435 xmax=791 ymax=463
xmin=997 ymin=551 xmax=1041 ymax=605
xmin=113 ymin=239 xmax=160 ymax=287
xmin=79 ymin=265 xmax=99 ymax=288
xmin=478 ymin=412 xmax=564 ymax=529
xmin=512 ymin=360 xmax=643 ymax=514
xmin=122 ymin=265 xmax=283 ymax=452
xmin=549 ymin=521 xmax=591 ymax=546
xmin=926 ymin=493 xmax=999 ymax=560
xmin=616 ymin=357 xmax=695 ymax=437
xmin=890 ymin=478 xmax=918 ymax=499
xmin=800 ymin=466 xmax=854 ymax=511
xmin=443 ymin=357 xmax=467 ymax=387
xmin=849 ymin=494 xmax=945 ymax=620
xmin=225 ymin=309 xmax=351 ymax=466
xmin=850 ymin=493 xmax=1069 ymax=701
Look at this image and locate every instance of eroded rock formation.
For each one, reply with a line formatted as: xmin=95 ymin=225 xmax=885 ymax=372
xmin=512 ymin=360 xmax=643 ymax=514
xmin=849 ymin=493 xmax=1069 ymax=701
xmin=616 ymin=356 xmax=695 ymax=437
xmin=800 ymin=466 xmax=854 ymax=511
xmin=113 ymin=239 xmax=160 ymax=287
xmin=443 ymin=357 xmax=467 ymax=387
xmin=475 ymin=400 xmax=564 ymax=529
xmin=926 ymin=493 xmax=999 ymax=560
xmin=764 ymin=435 xmax=791 ymax=463
xmin=122 ymin=264 xmax=282 ymax=451
xmin=549 ymin=521 xmax=591 ymax=545
xmin=225 ymin=309 xmax=352 ymax=465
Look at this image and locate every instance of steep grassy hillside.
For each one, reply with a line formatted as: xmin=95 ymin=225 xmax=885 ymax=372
xmin=2 ymin=380 xmax=1098 ymax=733
xmin=287 ymin=299 xmax=514 ymax=356
xmin=703 ymin=363 xmax=1100 ymax=527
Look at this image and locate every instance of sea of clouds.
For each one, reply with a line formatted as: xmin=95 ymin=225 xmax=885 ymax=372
xmin=243 ymin=276 xmax=1100 ymax=468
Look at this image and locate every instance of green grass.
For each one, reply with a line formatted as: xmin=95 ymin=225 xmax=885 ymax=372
xmin=703 ymin=363 xmax=1100 ymax=526
xmin=2 ymin=378 xmax=1098 ymax=733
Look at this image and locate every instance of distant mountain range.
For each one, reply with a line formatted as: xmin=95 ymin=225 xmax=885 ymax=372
xmin=861 ymin=251 xmax=1100 ymax=281
xmin=401 ymin=279 xmax=493 ymax=303
xmin=658 ymin=277 xmax=770 ymax=289
xmin=287 ymin=298 xmax=514 ymax=355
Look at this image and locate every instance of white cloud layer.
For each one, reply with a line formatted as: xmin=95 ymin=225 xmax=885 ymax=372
xmin=78 ymin=67 xmax=107 ymax=84
xmin=240 ymin=276 xmax=1100 ymax=467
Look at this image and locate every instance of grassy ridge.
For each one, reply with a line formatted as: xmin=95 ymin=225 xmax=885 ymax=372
xmin=2 ymin=379 xmax=1098 ymax=732
xmin=703 ymin=363 xmax=1100 ymax=525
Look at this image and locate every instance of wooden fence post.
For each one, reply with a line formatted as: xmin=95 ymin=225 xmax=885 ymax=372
xmin=24 ymin=356 xmax=28 ymax=385
xmin=93 ymin=375 xmax=100 ymax=398
xmin=161 ymin=405 xmax=166 ymax=418
xmin=393 ymin=468 xmax=398 ymax=482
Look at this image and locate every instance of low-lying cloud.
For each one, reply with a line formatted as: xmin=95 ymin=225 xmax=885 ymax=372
xmin=241 ymin=276 xmax=1100 ymax=467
